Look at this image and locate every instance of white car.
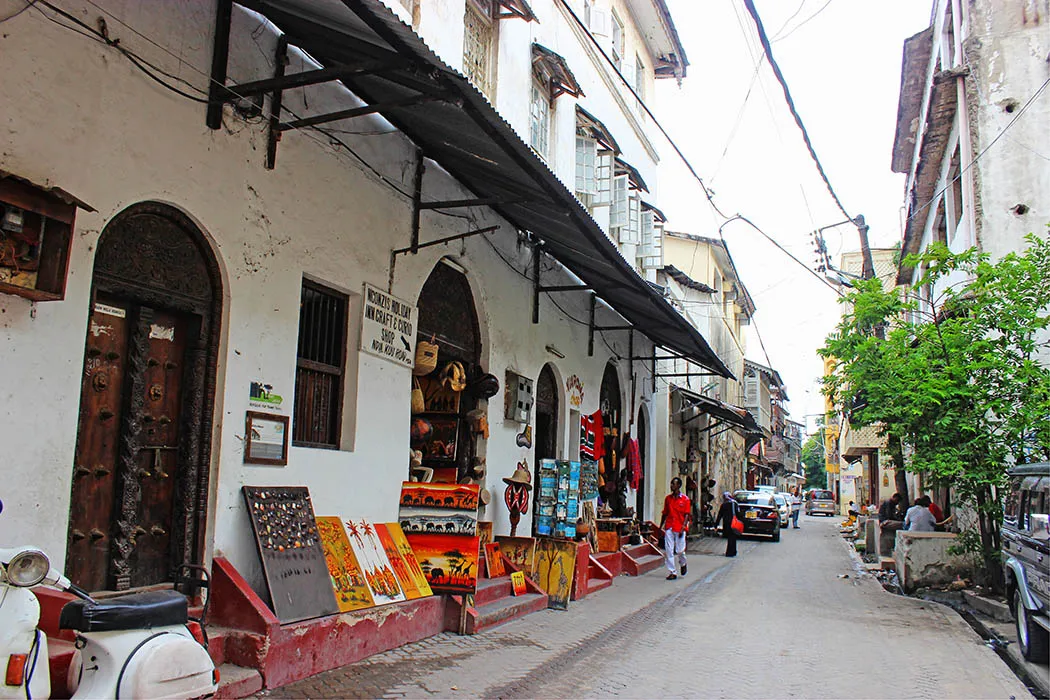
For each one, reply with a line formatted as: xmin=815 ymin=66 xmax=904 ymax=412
xmin=772 ymin=493 xmax=791 ymax=527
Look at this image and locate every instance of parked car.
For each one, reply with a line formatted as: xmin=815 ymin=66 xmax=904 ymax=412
xmin=772 ymin=493 xmax=791 ymax=527
xmin=733 ymin=491 xmax=781 ymax=542
xmin=805 ymin=489 xmax=837 ymax=516
xmin=1002 ymin=462 xmax=1049 ymax=662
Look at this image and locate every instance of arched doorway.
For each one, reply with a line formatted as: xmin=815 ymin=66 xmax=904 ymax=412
xmin=636 ymin=406 xmax=647 ymax=519
xmin=413 ymin=260 xmax=481 ymax=483
xmin=599 ymin=362 xmax=625 ymax=515
xmin=68 ymin=202 xmax=222 ymax=592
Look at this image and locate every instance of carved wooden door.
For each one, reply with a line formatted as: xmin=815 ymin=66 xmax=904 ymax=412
xmin=68 ymin=301 xmax=131 ymax=593
xmin=69 ymin=301 xmax=196 ymax=591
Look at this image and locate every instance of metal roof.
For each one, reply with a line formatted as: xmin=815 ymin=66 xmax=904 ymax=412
xmin=233 ymin=0 xmax=731 ymax=377
xmin=673 ymin=385 xmax=761 ymax=435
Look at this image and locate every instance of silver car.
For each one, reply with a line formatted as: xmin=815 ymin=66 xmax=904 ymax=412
xmin=805 ymin=489 xmax=837 ymax=516
xmin=1003 ymin=462 xmax=1049 ymax=661
xmin=772 ymin=493 xmax=791 ymax=527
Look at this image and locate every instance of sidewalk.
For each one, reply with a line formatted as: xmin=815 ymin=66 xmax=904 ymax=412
xmin=257 ymin=549 xmax=734 ymax=698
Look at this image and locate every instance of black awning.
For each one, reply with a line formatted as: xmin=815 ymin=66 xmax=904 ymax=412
xmin=232 ymin=0 xmax=731 ymax=378
xmin=674 ymin=385 xmax=761 ymax=435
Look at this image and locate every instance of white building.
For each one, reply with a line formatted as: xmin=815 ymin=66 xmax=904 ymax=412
xmin=0 ymin=0 xmax=727 ymax=622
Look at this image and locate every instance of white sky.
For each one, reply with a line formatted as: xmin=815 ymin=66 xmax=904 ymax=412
xmin=653 ymin=0 xmax=932 ymax=434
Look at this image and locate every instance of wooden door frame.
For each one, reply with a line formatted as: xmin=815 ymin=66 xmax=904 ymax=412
xmin=75 ymin=202 xmax=223 ymax=591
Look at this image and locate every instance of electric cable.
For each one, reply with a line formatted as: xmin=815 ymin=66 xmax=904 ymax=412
xmin=740 ymin=0 xmax=853 ymax=222
xmin=0 ymin=0 xmax=36 ymax=23
xmin=773 ymin=0 xmax=834 ymax=44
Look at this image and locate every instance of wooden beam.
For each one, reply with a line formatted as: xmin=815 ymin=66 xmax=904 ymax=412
xmin=265 ymin=36 xmax=288 ymax=170
xmin=205 ymin=0 xmax=233 ymax=129
xmin=222 ymin=58 xmax=411 ymax=99
xmin=419 ymin=196 xmax=525 ymax=210
xmin=276 ymin=94 xmax=449 ymax=131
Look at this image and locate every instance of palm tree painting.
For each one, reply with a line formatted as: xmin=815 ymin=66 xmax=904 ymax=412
xmin=316 ymin=516 xmax=375 ymax=612
xmin=342 ymin=517 xmax=406 ymax=605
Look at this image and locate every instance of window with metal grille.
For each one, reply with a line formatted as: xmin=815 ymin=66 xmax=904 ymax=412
xmin=293 ymin=280 xmax=348 ymax=449
xmin=464 ymin=1 xmax=495 ymax=97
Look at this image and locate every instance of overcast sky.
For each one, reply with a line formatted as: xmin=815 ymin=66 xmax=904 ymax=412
xmin=653 ymin=0 xmax=933 ymax=434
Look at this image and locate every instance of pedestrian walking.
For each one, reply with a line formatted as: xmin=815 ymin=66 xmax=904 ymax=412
xmin=660 ymin=477 xmax=691 ymax=580
xmin=716 ymin=491 xmax=739 ymax=557
xmin=789 ymin=489 xmax=801 ymax=528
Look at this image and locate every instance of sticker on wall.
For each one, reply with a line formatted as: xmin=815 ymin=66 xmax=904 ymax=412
xmin=361 ymin=283 xmax=418 ymax=369
xmin=566 ymin=375 xmax=585 ymax=409
xmin=93 ymin=303 xmax=126 ymax=318
xmin=149 ymin=324 xmax=175 ymax=341
xmin=249 ymin=381 xmax=285 ymax=412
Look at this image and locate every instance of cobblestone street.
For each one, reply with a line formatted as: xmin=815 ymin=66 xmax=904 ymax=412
xmin=261 ymin=517 xmax=1031 ymax=699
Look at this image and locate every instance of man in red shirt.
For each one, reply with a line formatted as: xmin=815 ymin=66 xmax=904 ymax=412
xmin=660 ymin=477 xmax=691 ymax=580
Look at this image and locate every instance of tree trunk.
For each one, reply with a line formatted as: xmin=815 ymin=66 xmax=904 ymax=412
xmin=888 ymin=434 xmax=910 ymax=508
xmin=975 ymin=486 xmax=1004 ymax=592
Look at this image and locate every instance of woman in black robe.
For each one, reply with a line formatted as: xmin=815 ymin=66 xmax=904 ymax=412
xmin=716 ymin=491 xmax=739 ymax=557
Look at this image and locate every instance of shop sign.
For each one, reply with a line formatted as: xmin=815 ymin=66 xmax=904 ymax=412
xmin=361 ymin=283 xmax=418 ymax=369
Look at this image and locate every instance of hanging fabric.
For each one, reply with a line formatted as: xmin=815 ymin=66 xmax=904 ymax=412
xmin=626 ymin=438 xmax=641 ymax=490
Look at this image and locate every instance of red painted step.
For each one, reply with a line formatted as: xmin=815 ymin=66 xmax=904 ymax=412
xmin=214 ymin=664 xmax=264 ymax=699
xmin=467 ymin=592 xmax=548 ymax=634
xmin=473 ymin=576 xmax=514 ymax=607
xmin=623 ymin=542 xmax=665 ymax=576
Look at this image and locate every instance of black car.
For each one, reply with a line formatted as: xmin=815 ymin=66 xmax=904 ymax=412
xmin=733 ymin=491 xmax=781 ymax=542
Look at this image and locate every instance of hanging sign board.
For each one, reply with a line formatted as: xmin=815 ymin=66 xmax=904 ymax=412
xmin=361 ymin=283 xmax=418 ymax=369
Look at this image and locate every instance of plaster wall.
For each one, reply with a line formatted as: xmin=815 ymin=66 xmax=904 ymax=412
xmin=0 ymin=0 xmax=650 ymax=598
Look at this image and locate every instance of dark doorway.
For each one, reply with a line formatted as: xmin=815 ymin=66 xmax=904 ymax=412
xmin=599 ymin=363 xmax=624 ymax=515
xmin=68 ymin=202 xmax=222 ymax=592
xmin=413 ymin=260 xmax=481 ymax=483
xmin=535 ymin=364 xmax=559 ymax=463
xmin=635 ymin=407 xmax=647 ymax=519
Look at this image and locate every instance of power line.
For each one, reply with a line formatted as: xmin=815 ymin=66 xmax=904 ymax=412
xmin=740 ymin=0 xmax=853 ymax=222
xmin=0 ymin=0 xmax=37 ymax=23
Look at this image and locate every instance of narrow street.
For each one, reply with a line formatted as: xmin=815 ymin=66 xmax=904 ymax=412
xmin=262 ymin=516 xmax=1030 ymax=699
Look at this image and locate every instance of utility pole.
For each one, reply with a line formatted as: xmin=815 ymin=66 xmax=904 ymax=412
xmin=854 ymin=214 xmax=875 ymax=280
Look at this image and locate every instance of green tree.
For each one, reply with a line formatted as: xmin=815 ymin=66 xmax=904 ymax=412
xmin=820 ymin=235 xmax=1050 ymax=586
xmin=802 ymin=431 xmax=826 ymax=490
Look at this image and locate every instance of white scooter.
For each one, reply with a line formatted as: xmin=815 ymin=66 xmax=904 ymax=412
xmin=1 ymin=505 xmax=217 ymax=699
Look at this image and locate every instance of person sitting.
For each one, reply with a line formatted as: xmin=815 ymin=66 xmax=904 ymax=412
xmin=878 ymin=493 xmax=905 ymax=532
xmin=903 ymin=495 xmax=937 ymax=532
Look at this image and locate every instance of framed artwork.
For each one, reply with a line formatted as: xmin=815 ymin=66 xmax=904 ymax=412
xmin=399 ymin=482 xmax=481 ymax=594
xmin=316 ymin=516 xmax=375 ymax=612
xmin=412 ymin=416 xmax=459 ymax=462
xmin=342 ymin=518 xmax=406 ymax=606
xmin=376 ymin=524 xmax=429 ymax=600
xmin=242 ymin=486 xmax=338 ymax=623
xmin=510 ymin=571 xmax=527 ymax=596
xmin=496 ymin=535 xmax=537 ymax=577
xmin=534 ymin=538 xmax=577 ymax=611
xmin=382 ymin=523 xmax=433 ymax=598
xmin=484 ymin=542 xmax=505 ymax=578
xmin=244 ymin=412 xmax=289 ymax=465
xmin=477 ymin=521 xmax=494 ymax=548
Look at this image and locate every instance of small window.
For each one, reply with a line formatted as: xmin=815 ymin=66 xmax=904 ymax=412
xmin=464 ymin=0 xmax=496 ymax=97
xmin=529 ymin=77 xmax=551 ymax=159
xmin=293 ymin=280 xmax=349 ymax=449
xmin=634 ymin=54 xmax=645 ymax=107
xmin=611 ymin=12 xmax=624 ymax=70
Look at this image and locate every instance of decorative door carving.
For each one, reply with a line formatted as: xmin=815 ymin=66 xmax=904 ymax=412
xmin=67 ymin=203 xmax=220 ymax=592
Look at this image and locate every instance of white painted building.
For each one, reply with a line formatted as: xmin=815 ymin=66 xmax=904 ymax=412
xmin=892 ymin=0 xmax=1050 ymax=306
xmin=0 ymin=0 xmax=725 ymax=604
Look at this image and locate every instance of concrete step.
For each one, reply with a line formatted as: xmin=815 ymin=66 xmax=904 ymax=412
xmin=214 ymin=663 xmax=264 ymax=699
xmin=473 ymin=576 xmax=514 ymax=607
xmin=587 ymin=576 xmax=613 ymax=595
xmin=624 ymin=541 xmax=662 ymax=560
xmin=468 ymin=592 xmax=548 ymax=634
xmin=880 ymin=556 xmax=896 ymax=571
xmin=594 ymin=551 xmax=624 ymax=577
xmin=624 ymin=552 xmax=665 ymax=576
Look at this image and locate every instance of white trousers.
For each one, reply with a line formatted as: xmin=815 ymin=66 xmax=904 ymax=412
xmin=664 ymin=528 xmax=686 ymax=574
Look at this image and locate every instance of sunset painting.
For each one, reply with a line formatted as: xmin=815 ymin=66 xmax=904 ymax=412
xmin=376 ymin=523 xmax=428 ymax=600
xmin=404 ymin=532 xmax=481 ymax=594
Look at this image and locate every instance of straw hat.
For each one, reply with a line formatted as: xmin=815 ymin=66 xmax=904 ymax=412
xmin=502 ymin=462 xmax=533 ymax=490
xmin=439 ymin=361 xmax=467 ymax=392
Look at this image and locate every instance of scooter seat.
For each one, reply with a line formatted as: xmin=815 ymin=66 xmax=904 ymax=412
xmin=59 ymin=590 xmax=188 ymax=632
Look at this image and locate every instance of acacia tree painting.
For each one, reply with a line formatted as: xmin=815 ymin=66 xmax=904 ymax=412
xmin=821 ymin=235 xmax=1050 ymax=586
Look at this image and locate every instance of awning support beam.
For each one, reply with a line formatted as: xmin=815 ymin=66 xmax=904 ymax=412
xmin=205 ymin=0 xmax=234 ymax=130
xmin=654 ymin=372 xmax=720 ymax=378
xmin=277 ymin=93 xmax=451 ymax=131
xmin=420 ymin=196 xmax=525 ymax=210
xmin=410 ymin=150 xmax=424 ymax=254
xmin=219 ymin=58 xmax=411 ymax=100
xmin=389 ymin=225 xmax=498 ymax=292
xmin=265 ymin=36 xmax=288 ymax=170
xmin=587 ymin=292 xmax=596 ymax=356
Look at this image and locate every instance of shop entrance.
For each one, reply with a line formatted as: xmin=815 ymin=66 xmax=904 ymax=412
xmin=635 ymin=407 xmax=647 ymax=519
xmin=412 ymin=260 xmax=481 ymax=484
xmin=68 ymin=203 xmax=221 ymax=592
xmin=599 ymin=362 xmax=624 ymax=515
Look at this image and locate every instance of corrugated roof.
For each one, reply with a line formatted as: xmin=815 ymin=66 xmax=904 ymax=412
xmin=236 ymin=0 xmax=730 ymax=377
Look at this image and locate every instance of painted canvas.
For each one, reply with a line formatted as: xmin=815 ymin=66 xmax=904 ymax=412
xmin=477 ymin=521 xmax=493 ymax=548
xmin=510 ymin=570 xmax=527 ymax=596
xmin=376 ymin=523 xmax=434 ymax=600
xmin=400 ymin=482 xmax=479 ymax=510
xmin=316 ymin=516 xmax=375 ymax=612
xmin=343 ymin=518 xmax=406 ymax=605
xmin=400 ymin=482 xmax=481 ymax=594
xmin=496 ymin=535 xmax=537 ymax=577
xmin=383 ymin=523 xmax=434 ymax=598
xmin=534 ymin=538 xmax=577 ymax=611
xmin=484 ymin=542 xmax=505 ymax=578
xmin=404 ymin=532 xmax=480 ymax=594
